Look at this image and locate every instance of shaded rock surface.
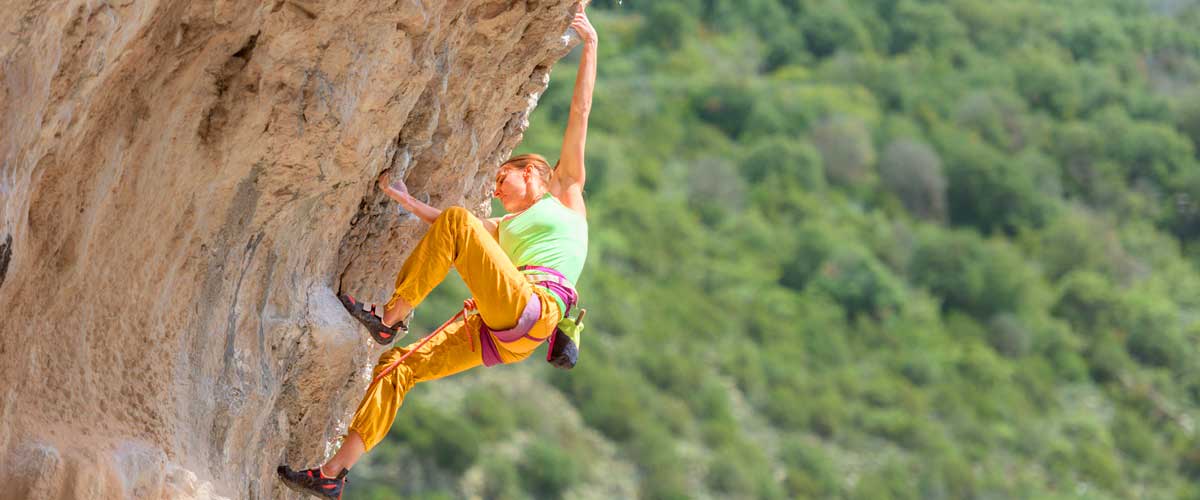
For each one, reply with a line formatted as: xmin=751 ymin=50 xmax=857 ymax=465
xmin=0 ymin=0 xmax=578 ymax=497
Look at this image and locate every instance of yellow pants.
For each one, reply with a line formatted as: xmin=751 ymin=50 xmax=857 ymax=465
xmin=347 ymin=206 xmax=562 ymax=452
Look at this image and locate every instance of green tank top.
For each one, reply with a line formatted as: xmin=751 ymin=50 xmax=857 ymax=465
xmin=499 ymin=193 xmax=588 ymax=312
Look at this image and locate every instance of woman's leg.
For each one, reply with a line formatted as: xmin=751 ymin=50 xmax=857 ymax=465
xmin=334 ymin=314 xmax=486 ymax=461
xmin=320 ymin=431 xmax=365 ymax=476
xmin=321 ymin=310 xmax=550 ymax=472
xmin=383 ymin=206 xmax=533 ymax=329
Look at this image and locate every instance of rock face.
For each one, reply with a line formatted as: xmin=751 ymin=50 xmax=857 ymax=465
xmin=0 ymin=0 xmax=577 ymax=497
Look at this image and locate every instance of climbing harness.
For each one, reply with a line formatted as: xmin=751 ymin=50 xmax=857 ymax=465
xmin=520 ymin=265 xmax=586 ymax=370
xmin=480 ymin=265 xmax=585 ymax=370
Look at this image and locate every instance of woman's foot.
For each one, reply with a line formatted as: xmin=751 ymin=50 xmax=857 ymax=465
xmin=276 ymin=465 xmax=348 ymax=499
xmin=338 ymin=293 xmax=410 ymax=345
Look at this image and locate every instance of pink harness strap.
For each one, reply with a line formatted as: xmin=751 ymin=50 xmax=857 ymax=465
xmin=477 ymin=292 xmax=546 ymax=367
xmin=473 ymin=266 xmax=579 ymax=367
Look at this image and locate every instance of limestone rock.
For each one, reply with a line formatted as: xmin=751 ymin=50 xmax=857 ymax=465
xmin=0 ymin=0 xmax=579 ymax=497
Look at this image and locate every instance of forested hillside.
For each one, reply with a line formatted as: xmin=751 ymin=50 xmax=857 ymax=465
xmin=351 ymin=1 xmax=1200 ymax=498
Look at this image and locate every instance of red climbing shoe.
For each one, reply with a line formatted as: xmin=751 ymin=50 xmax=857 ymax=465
xmin=338 ymin=293 xmax=410 ymax=345
xmin=276 ymin=465 xmax=348 ymax=499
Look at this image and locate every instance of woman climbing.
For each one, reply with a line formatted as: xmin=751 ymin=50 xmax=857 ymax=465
xmin=277 ymin=3 xmax=597 ymax=498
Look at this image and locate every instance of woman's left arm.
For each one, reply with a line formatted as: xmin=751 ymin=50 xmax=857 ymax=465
xmin=552 ymin=4 xmax=596 ymax=217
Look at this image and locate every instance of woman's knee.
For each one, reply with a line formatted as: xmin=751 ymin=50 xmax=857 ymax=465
xmin=372 ymin=353 xmax=415 ymax=386
xmin=375 ymin=347 xmax=405 ymax=369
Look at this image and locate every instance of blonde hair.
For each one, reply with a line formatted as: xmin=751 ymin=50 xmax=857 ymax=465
xmin=501 ymin=153 xmax=553 ymax=185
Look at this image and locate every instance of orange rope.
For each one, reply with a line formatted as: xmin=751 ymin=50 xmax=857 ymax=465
xmin=367 ymin=308 xmax=468 ymax=389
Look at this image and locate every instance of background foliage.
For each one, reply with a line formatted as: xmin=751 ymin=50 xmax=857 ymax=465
xmin=349 ymin=1 xmax=1200 ymax=498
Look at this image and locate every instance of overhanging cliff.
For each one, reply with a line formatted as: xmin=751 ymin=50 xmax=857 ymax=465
xmin=0 ymin=0 xmax=577 ymax=497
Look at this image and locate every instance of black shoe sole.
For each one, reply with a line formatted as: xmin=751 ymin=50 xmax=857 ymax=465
xmin=277 ymin=469 xmax=339 ymax=499
xmin=338 ymin=293 xmax=404 ymax=345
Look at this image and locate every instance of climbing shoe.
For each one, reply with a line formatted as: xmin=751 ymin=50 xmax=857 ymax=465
xmin=338 ymin=293 xmax=410 ymax=345
xmin=276 ymin=465 xmax=348 ymax=499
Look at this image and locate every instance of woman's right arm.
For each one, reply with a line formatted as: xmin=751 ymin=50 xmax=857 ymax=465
xmin=378 ymin=173 xmax=503 ymax=240
xmin=378 ymin=173 xmax=440 ymax=224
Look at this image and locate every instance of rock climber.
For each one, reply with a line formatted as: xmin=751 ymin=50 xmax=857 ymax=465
xmin=277 ymin=3 xmax=596 ymax=498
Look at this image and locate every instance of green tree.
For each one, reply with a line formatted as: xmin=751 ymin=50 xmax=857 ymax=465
xmin=811 ymin=115 xmax=878 ymax=190
xmin=800 ymin=3 xmax=874 ymax=58
xmin=935 ymin=126 xmax=1056 ymax=234
xmin=879 ymin=138 xmax=947 ymax=221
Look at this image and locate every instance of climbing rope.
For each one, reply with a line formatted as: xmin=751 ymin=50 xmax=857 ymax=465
xmin=367 ymin=306 xmax=470 ymax=389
